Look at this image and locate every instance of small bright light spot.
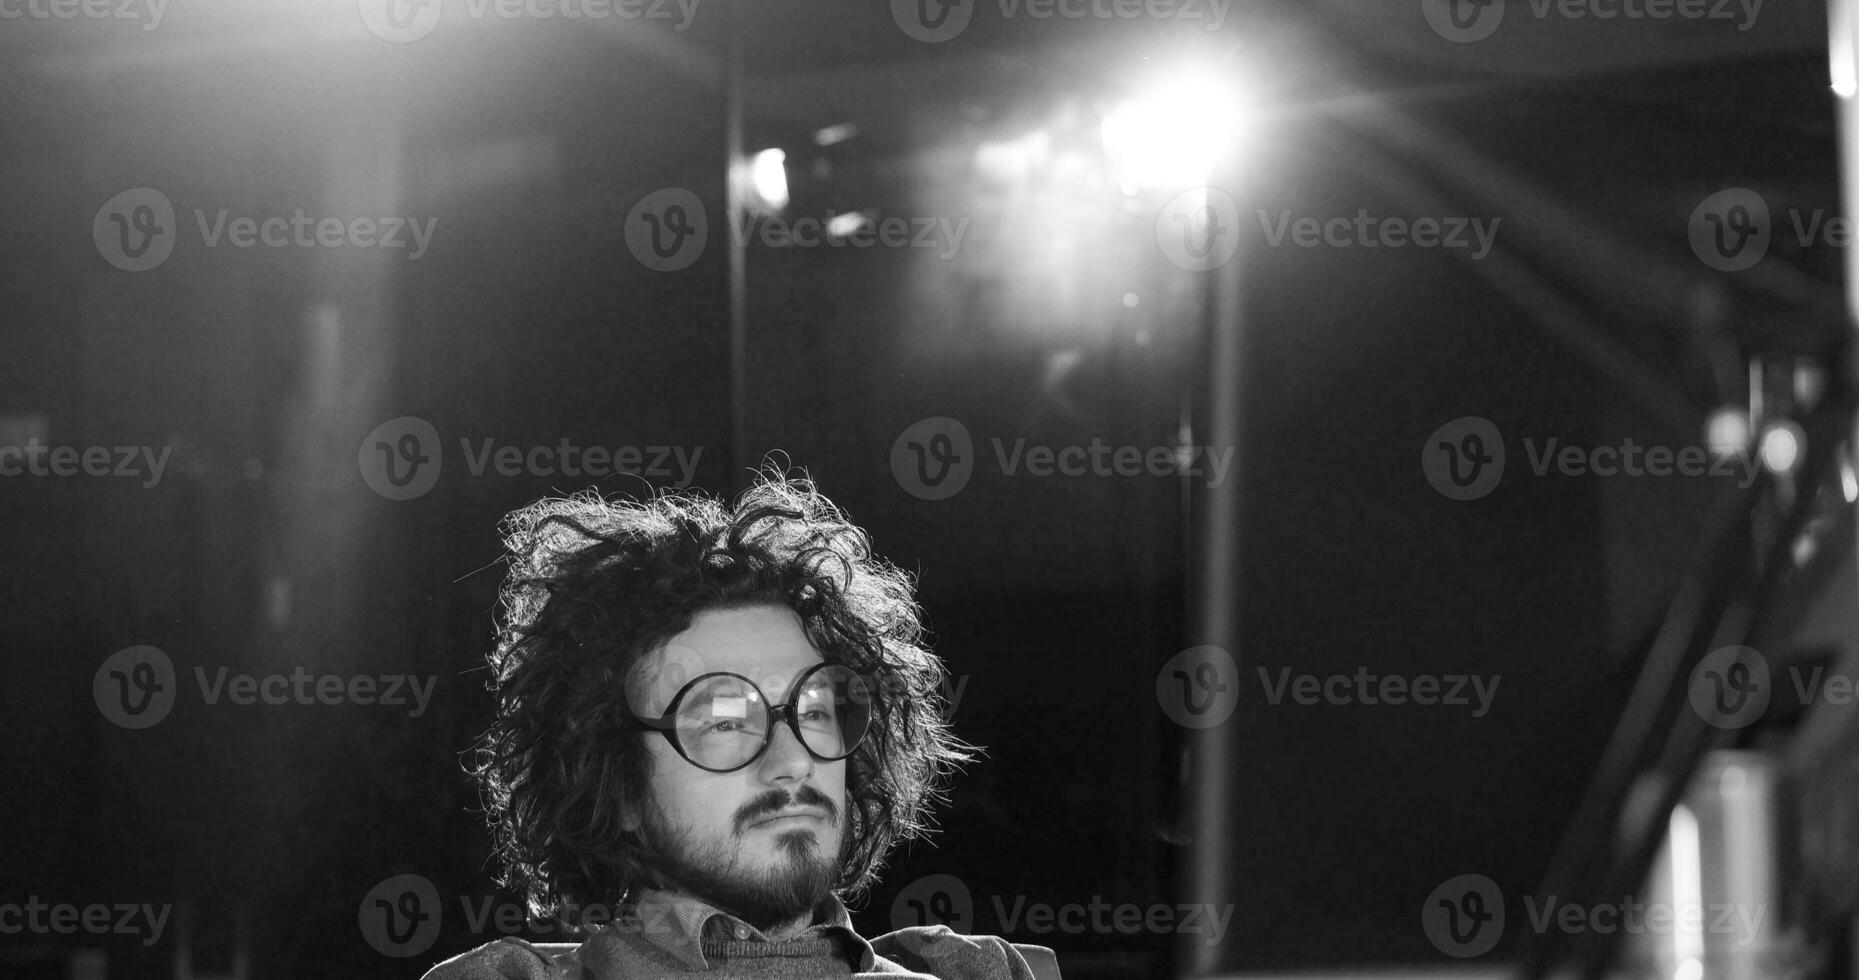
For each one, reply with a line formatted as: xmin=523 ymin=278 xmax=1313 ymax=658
xmin=1841 ymin=448 xmax=1857 ymax=503
xmin=974 ymin=129 xmax=1051 ymax=184
xmin=1795 ymin=361 xmax=1827 ymax=408
xmin=1705 ymin=406 xmax=1750 ymax=456
xmin=1833 ymin=0 xmax=1857 ymax=98
xmin=1102 ymin=64 xmax=1251 ymax=189
xmin=750 ymin=148 xmax=789 ymax=212
xmin=826 ymin=209 xmax=874 ymax=240
xmin=1122 ymin=292 xmax=1140 ymax=308
xmin=1759 ymin=422 xmax=1802 ymax=474
xmin=1794 ymin=531 xmax=1820 ymax=568
xmin=813 ymin=122 xmax=858 ymax=147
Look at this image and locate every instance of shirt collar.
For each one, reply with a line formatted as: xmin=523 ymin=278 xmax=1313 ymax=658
xmin=609 ymin=886 xmax=875 ymax=972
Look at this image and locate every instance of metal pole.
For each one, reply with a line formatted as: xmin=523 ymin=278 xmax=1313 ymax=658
xmin=1179 ymin=193 xmax=1245 ymax=978
xmin=724 ymin=0 xmax=748 ymax=492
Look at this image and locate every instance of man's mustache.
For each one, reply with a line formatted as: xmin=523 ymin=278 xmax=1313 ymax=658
xmin=735 ymin=785 xmax=839 ymax=833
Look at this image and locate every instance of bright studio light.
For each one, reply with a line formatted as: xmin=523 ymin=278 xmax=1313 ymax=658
xmin=742 ymin=147 xmax=789 ymax=214
xmin=1101 ymin=64 xmax=1251 ymax=189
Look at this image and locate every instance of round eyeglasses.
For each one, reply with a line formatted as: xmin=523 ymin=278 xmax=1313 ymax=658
xmin=629 ymin=662 xmax=874 ymax=773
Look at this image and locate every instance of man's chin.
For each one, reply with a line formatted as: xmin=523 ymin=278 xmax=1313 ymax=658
xmin=747 ymin=831 xmax=837 ymax=881
xmin=718 ymin=851 xmax=840 ymax=929
xmin=638 ymin=810 xmax=845 ymax=928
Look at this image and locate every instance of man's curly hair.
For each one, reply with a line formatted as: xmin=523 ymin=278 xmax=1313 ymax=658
xmin=470 ymin=469 xmax=973 ymax=926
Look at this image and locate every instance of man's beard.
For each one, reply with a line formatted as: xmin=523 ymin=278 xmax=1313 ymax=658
xmin=636 ymin=784 xmax=848 ymax=932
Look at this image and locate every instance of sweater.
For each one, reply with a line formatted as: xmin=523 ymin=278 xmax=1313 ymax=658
xmin=419 ymin=888 xmax=1059 ymax=980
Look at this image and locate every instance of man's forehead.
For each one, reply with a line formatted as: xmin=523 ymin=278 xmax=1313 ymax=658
xmin=627 ymin=606 xmax=827 ymax=709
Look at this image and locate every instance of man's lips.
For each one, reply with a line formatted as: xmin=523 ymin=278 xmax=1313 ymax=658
xmin=748 ymin=809 xmax=828 ymax=829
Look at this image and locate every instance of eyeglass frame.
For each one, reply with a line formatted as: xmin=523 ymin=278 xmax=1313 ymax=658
xmin=624 ymin=660 xmax=874 ymax=774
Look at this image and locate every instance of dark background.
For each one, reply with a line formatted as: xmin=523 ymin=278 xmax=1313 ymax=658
xmin=2 ymin=1 xmax=1852 ymax=977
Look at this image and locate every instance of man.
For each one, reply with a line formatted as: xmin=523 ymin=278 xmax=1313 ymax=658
xmin=424 ymin=472 xmax=1058 ymax=979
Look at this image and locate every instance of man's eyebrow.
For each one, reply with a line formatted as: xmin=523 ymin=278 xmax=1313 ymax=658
xmin=770 ymin=664 xmax=839 ymax=699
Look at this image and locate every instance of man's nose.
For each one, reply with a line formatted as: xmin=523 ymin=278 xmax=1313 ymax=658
xmin=757 ymin=717 xmax=815 ymax=782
